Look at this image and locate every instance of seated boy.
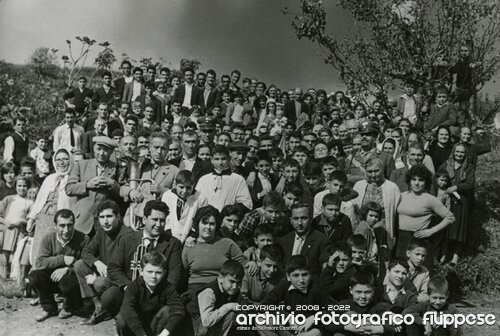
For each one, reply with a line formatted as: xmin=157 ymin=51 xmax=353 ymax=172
xmin=327 ymin=271 xmax=393 ymax=336
xmin=260 ymin=255 xmax=324 ymax=336
xmin=312 ymin=193 xmax=352 ymax=244
xmin=116 ymin=251 xmax=185 ymax=336
xmin=348 ymin=234 xmax=379 ymax=278
xmin=243 ymin=224 xmax=275 ymax=262
xmin=403 ymin=276 xmax=461 ymax=336
xmin=313 ymin=170 xmax=357 ymax=226
xmin=320 ymin=241 xmax=355 ymax=301
xmin=235 ymin=191 xmax=289 ymax=245
xmin=241 ymin=244 xmax=284 ymax=304
xmin=405 ymin=239 xmax=430 ymax=302
xmin=376 ymin=258 xmax=417 ymax=312
xmin=187 ymin=260 xmax=244 ymax=336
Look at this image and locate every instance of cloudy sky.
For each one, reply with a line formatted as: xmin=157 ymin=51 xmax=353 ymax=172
xmin=0 ymin=0 xmax=498 ymax=96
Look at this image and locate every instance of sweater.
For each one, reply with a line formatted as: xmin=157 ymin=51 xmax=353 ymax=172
xmin=397 ymin=192 xmax=455 ymax=232
xmin=81 ymin=224 xmax=133 ymax=267
xmin=36 ymin=230 xmax=89 ymax=270
xmin=182 ymin=237 xmax=248 ymax=285
xmin=119 ymin=276 xmax=185 ymax=336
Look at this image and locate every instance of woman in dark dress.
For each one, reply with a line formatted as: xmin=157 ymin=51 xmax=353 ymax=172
xmin=428 ymin=125 xmax=453 ymax=170
xmin=0 ymin=162 xmax=17 ymax=201
xmin=439 ymin=142 xmax=475 ymax=266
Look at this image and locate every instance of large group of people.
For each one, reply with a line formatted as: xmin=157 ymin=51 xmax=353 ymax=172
xmin=0 ymin=52 xmax=491 ymax=336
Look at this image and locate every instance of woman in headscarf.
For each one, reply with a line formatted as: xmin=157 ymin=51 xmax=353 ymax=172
xmin=439 ymin=142 xmax=475 ymax=266
xmin=26 ymin=147 xmax=76 ymax=266
xmin=353 ymin=158 xmax=401 ymax=249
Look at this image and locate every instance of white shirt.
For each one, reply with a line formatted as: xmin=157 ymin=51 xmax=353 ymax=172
xmin=292 ymin=233 xmax=306 ymax=255
xmin=179 ymin=155 xmax=196 ymax=171
xmin=258 ymin=173 xmax=272 ymax=198
xmin=3 ymin=131 xmax=25 ymax=162
xmin=142 ymin=232 xmax=159 ymax=250
xmin=196 ymin=172 xmax=253 ymax=211
xmin=52 ymin=123 xmax=84 ymax=151
xmin=124 ymin=75 xmax=133 ymax=84
xmin=182 ymin=83 xmax=193 ymax=108
xmin=132 ymin=81 xmax=142 ymax=101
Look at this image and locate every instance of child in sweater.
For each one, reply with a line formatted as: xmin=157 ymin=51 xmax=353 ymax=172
xmin=161 ymin=170 xmax=207 ymax=243
xmin=0 ymin=175 xmax=34 ymax=279
xmin=116 ymin=251 xmax=185 ymax=336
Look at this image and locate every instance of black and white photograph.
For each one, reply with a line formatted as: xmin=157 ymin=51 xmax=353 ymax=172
xmin=1 ymin=0 xmax=500 ymax=335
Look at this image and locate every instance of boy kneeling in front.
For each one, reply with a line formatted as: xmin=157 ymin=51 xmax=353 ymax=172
xmin=116 ymin=251 xmax=185 ymax=336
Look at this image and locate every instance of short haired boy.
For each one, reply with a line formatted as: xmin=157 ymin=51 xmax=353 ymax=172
xmin=405 ymin=239 xmax=430 ymax=302
xmin=376 ymin=259 xmax=417 ymax=310
xmin=260 ymin=255 xmax=324 ymax=336
xmin=243 ymin=224 xmax=275 ymax=262
xmin=161 ymin=170 xmax=208 ymax=243
xmin=313 ymin=170 xmax=358 ymax=225
xmin=187 ymin=260 xmax=245 ymax=336
xmin=235 ymin=191 xmax=291 ymax=245
xmin=275 ymin=158 xmax=314 ymax=208
xmin=311 ymin=193 xmax=353 ymax=244
xmin=403 ymin=276 xmax=461 ymax=336
xmin=116 ymin=252 xmax=185 ymax=336
xmin=241 ymin=244 xmax=284 ymax=304
xmin=303 ymin=160 xmax=325 ymax=196
xmin=320 ymin=242 xmax=355 ymax=301
xmin=250 ymin=150 xmax=279 ymax=208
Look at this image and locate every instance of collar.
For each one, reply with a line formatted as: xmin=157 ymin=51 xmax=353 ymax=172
xmin=294 ymin=229 xmax=309 ymax=240
xmin=385 ymin=282 xmax=406 ymax=295
xmin=142 ymin=232 xmax=159 ymax=244
xmin=258 ymin=172 xmax=270 ymax=181
xmin=57 ymin=231 xmax=74 ymax=247
xmin=213 ymin=169 xmax=232 ymax=176
xmin=288 ymin=283 xmax=309 ymax=294
xmin=182 ymin=154 xmax=196 ymax=162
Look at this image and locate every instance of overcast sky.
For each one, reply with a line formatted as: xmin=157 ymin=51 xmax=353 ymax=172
xmin=0 ymin=0 xmax=498 ymax=96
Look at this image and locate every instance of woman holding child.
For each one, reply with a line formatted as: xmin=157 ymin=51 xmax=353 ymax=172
xmin=395 ymin=165 xmax=455 ymax=263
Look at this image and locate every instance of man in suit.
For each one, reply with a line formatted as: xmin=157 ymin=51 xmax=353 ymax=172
xmin=173 ymin=67 xmax=204 ymax=110
xmin=203 ymin=69 xmax=221 ymax=114
xmin=63 ymin=76 xmax=94 ymax=116
xmin=108 ymin=101 xmax=130 ymax=134
xmin=91 ymin=71 xmax=115 ymax=109
xmin=113 ymin=60 xmax=133 ymax=98
xmin=170 ymin=99 xmax=189 ymax=127
xmin=169 ymin=130 xmax=212 ymax=183
xmin=99 ymin=200 xmax=182 ymax=322
xmin=277 ymin=203 xmax=331 ymax=276
xmin=389 ymin=144 xmax=426 ymax=192
xmin=123 ymin=67 xmax=145 ymax=103
xmin=284 ymin=87 xmax=310 ymax=125
xmin=120 ymin=132 xmax=179 ymax=228
xmin=66 ymin=136 xmax=121 ymax=236
xmin=353 ymin=122 xmax=396 ymax=178
xmin=81 ymin=118 xmax=108 ymax=159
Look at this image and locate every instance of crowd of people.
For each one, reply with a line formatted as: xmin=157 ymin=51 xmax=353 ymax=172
xmin=0 ymin=52 xmax=492 ymax=336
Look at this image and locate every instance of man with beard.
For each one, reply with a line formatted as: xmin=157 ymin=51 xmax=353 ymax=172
xmin=66 ymin=136 xmax=121 ymax=236
xmin=105 ymin=201 xmax=182 ymax=318
xmin=74 ymin=200 xmax=133 ymax=325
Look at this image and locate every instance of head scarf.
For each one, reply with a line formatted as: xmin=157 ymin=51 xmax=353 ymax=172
xmin=445 ymin=142 xmax=469 ymax=182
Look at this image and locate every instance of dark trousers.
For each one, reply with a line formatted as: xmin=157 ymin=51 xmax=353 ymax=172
xmin=29 ymin=268 xmax=82 ymax=313
xmin=101 ymin=285 xmax=124 ymax=316
xmin=73 ymin=259 xmax=113 ymax=299
xmin=116 ymin=306 xmax=171 ymax=336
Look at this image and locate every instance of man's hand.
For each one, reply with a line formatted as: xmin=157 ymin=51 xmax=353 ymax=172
xmin=94 ymin=260 xmax=108 ymax=277
xmin=158 ymin=329 xmax=170 ymax=336
xmin=64 ymin=256 xmax=75 ymax=266
xmin=424 ymin=323 xmax=433 ymax=336
xmin=224 ymin=302 xmax=239 ymax=312
xmin=328 ymin=251 xmax=340 ymax=268
xmin=184 ymin=237 xmax=196 ymax=248
xmin=86 ymin=274 xmax=97 ymax=285
xmin=129 ymin=189 xmax=144 ymax=203
xmin=246 ymin=261 xmax=259 ymax=276
xmin=414 ymin=229 xmax=433 ymax=238
xmin=51 ymin=267 xmax=69 ymax=282
xmin=296 ymin=315 xmax=316 ymax=333
xmin=100 ymin=177 xmax=118 ymax=189
xmin=87 ymin=177 xmax=104 ymax=190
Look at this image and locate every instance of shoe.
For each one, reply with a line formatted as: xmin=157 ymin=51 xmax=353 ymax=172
xmin=35 ymin=310 xmax=57 ymax=322
xmin=58 ymin=308 xmax=73 ymax=319
xmin=81 ymin=309 xmax=111 ymax=325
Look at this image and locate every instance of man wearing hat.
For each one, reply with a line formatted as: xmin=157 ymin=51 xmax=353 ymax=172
xmin=197 ymin=116 xmax=216 ymax=145
xmin=352 ymin=121 xmax=395 ymax=178
xmin=228 ymin=141 xmax=251 ymax=179
xmin=66 ymin=136 xmax=121 ymax=236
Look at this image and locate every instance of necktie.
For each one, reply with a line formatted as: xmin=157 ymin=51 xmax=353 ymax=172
xmin=70 ymin=125 xmax=75 ymax=147
xmin=145 ymin=237 xmax=155 ymax=252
